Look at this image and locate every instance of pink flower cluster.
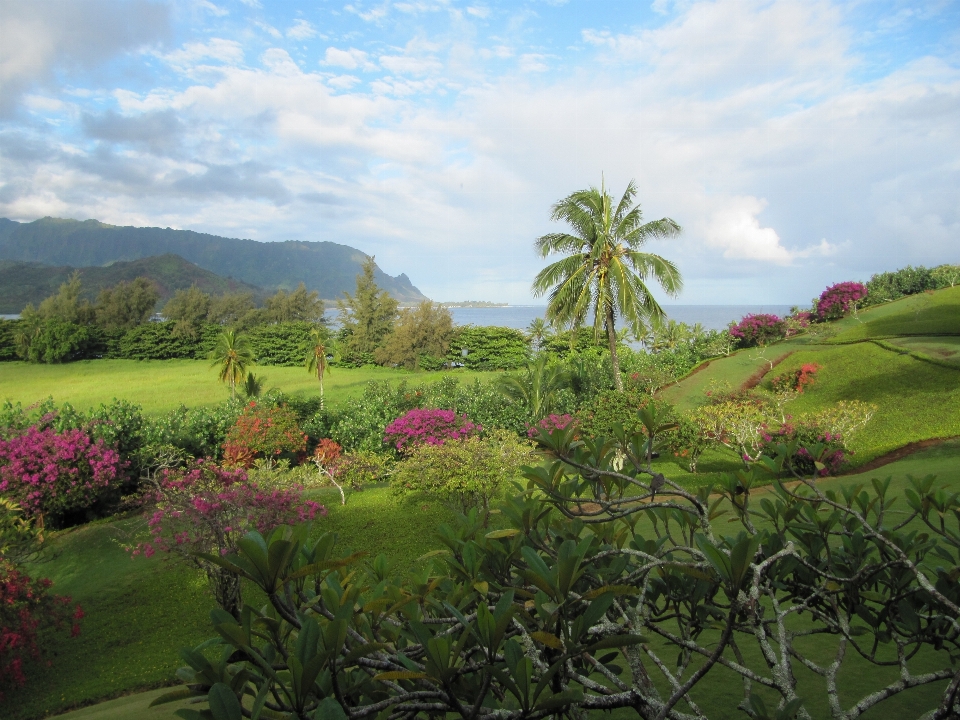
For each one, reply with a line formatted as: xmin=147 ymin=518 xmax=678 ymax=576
xmin=526 ymin=414 xmax=577 ymax=438
xmin=728 ymin=314 xmax=786 ymax=348
xmin=816 ymin=281 xmax=868 ymax=321
xmin=0 ymin=426 xmax=121 ymax=521
xmin=133 ymin=460 xmax=325 ymax=560
xmin=0 ymin=559 xmax=82 ymax=700
xmin=383 ymin=408 xmax=480 ymax=453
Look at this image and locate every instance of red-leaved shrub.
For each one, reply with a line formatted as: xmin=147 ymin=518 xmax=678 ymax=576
xmin=222 ymin=402 xmax=307 ymax=468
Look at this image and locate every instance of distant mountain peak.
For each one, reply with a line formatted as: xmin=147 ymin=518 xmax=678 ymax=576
xmin=0 ymin=217 xmax=428 ymax=303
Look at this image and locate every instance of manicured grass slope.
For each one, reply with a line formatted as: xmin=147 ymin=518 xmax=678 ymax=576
xmin=771 ymin=342 xmax=960 ymax=463
xmin=0 ymin=361 xmax=490 ymax=415
xmin=830 ymin=285 xmax=960 ymax=342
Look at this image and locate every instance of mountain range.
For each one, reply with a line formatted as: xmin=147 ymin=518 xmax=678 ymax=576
xmin=0 ymin=217 xmax=427 ymax=311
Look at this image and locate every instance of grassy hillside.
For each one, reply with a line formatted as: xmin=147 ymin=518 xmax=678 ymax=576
xmin=0 ymin=217 xmax=427 ymax=302
xmin=0 ymin=255 xmax=266 ymax=314
xmin=0 ymin=361 xmax=490 ymax=415
xmin=661 ymin=285 xmax=960 ymax=466
xmin=829 ymin=285 xmax=960 ymax=341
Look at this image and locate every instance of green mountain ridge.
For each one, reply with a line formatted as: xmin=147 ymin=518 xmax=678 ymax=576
xmin=0 ymin=217 xmax=428 ymax=304
xmin=0 ymin=254 xmax=269 ymax=314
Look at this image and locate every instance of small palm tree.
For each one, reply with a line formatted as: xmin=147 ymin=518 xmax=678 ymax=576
xmin=532 ymin=177 xmax=682 ymax=390
xmin=305 ymin=328 xmax=334 ymax=406
xmin=210 ymin=329 xmax=253 ymax=400
xmin=242 ymin=373 xmax=266 ymax=400
xmin=497 ymin=357 xmax=570 ymax=421
xmin=527 ymin=317 xmax=549 ymax=351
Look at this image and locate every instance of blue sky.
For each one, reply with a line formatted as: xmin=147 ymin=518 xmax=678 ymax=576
xmin=1 ymin=0 xmax=958 ymax=304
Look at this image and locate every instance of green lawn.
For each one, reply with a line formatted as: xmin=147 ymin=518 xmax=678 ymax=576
xmin=763 ymin=342 xmax=960 ymax=464
xmin=11 ymin=441 xmax=960 ymax=720
xmin=0 ymin=360 xmax=492 ymax=415
xmin=830 ymin=285 xmax=960 ymax=342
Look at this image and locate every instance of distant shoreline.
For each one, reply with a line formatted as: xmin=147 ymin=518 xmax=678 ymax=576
xmin=439 ymin=301 xmax=509 ymax=308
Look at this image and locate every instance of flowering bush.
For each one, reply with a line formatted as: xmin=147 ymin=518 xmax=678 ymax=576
xmin=0 ymin=426 xmax=123 ymax=527
xmin=383 ymin=408 xmax=480 ymax=453
xmin=760 ymin=422 xmax=847 ymax=476
xmin=133 ymin=459 xmax=324 ymax=616
xmin=728 ymin=314 xmax=786 ymax=348
xmin=392 ymin=430 xmax=535 ymax=513
xmin=771 ymin=363 xmax=822 ymax=394
xmin=222 ymin=402 xmax=307 ymax=468
xmin=312 ymin=438 xmax=342 ymax=466
xmin=816 ymin=281 xmax=868 ymax=321
xmin=527 ymin=413 xmax=577 ymax=438
xmin=0 ymin=559 xmax=82 ymax=701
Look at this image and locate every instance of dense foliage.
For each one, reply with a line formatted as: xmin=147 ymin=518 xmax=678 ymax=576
xmin=158 ymin=422 xmax=960 ymax=720
xmin=222 ymin=402 xmax=307 ymax=468
xmin=383 ymin=408 xmax=481 ymax=454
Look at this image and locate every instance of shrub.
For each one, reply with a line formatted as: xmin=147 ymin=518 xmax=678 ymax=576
xmin=383 ymin=408 xmax=480 ymax=454
xmin=392 ymin=429 xmax=535 ymax=512
xmin=728 ymin=314 xmax=786 ymax=348
xmin=447 ymin=325 xmax=530 ymax=370
xmin=865 ymin=265 xmax=934 ymax=303
xmin=770 ymin=363 xmax=821 ymax=393
xmin=23 ymin=319 xmax=92 ymax=363
xmin=142 ymin=400 xmax=243 ymax=461
xmin=816 ymin=281 xmax=868 ymax=321
xmin=330 ymin=450 xmax=392 ymax=491
xmin=931 ymin=264 xmax=960 ymax=289
xmin=760 ymin=422 xmax=846 ymax=476
xmin=247 ymin=322 xmax=317 ymax=366
xmin=222 ymin=402 xmax=307 ymax=468
xmin=133 ymin=459 xmax=324 ymax=617
xmin=527 ymin=413 xmax=577 ymax=438
xmin=0 ymin=559 xmax=82 ymax=701
xmin=0 ymin=426 xmax=123 ymax=527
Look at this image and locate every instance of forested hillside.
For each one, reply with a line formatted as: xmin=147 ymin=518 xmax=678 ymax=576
xmin=0 ymin=254 xmax=265 ymax=313
xmin=0 ymin=217 xmax=427 ymax=302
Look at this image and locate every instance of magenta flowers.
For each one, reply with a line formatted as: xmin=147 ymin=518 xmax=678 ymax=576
xmin=526 ymin=413 xmax=577 ymax=438
xmin=383 ymin=408 xmax=480 ymax=453
xmin=728 ymin=314 xmax=786 ymax=348
xmin=816 ymin=281 xmax=868 ymax=321
xmin=0 ymin=426 xmax=122 ymax=525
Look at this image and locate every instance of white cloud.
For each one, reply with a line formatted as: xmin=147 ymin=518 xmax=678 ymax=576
xmin=322 ymin=47 xmax=376 ymax=71
xmin=161 ymin=39 xmax=244 ymax=71
xmin=467 ymin=6 xmax=490 ymax=19
xmin=255 ymin=21 xmax=283 ymax=39
xmin=344 ymin=3 xmax=389 ymax=23
xmin=196 ymin=1 xmax=229 ymax=18
xmin=287 ymin=19 xmax=317 ymax=40
xmin=239 ymin=0 xmax=262 ymax=7
xmin=327 ymin=74 xmax=362 ymax=90
xmin=705 ymin=196 xmax=795 ymax=264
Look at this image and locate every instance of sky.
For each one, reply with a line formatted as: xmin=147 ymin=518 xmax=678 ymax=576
xmin=0 ymin=0 xmax=958 ymax=305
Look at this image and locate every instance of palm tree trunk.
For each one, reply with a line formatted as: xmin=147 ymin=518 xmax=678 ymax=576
xmin=605 ymin=304 xmax=624 ymax=391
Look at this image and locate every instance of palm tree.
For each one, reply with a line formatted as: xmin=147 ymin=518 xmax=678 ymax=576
xmin=210 ymin=329 xmax=254 ymax=400
xmin=532 ymin=178 xmax=682 ymax=390
xmin=305 ymin=328 xmax=334 ymax=407
xmin=526 ymin=317 xmax=549 ymax=351
xmin=497 ymin=356 xmax=570 ymax=421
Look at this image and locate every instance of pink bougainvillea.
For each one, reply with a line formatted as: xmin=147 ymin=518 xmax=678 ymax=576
xmin=0 ymin=426 xmax=122 ymax=525
xmin=133 ymin=459 xmax=325 ymax=561
xmin=816 ymin=282 xmax=868 ymax=321
xmin=383 ymin=408 xmax=480 ymax=453
xmin=728 ymin=314 xmax=786 ymax=348
xmin=0 ymin=559 xmax=82 ymax=700
xmin=526 ymin=414 xmax=578 ymax=438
